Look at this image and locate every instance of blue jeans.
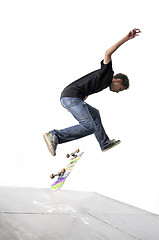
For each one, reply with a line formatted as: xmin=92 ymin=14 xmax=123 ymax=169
xmin=51 ymin=97 xmax=109 ymax=151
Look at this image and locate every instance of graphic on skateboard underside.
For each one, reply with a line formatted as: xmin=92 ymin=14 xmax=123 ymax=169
xmin=51 ymin=152 xmax=83 ymax=191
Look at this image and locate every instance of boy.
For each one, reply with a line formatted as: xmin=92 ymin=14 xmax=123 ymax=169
xmin=44 ymin=28 xmax=141 ymax=156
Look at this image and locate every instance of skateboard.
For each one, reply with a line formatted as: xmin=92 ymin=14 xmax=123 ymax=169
xmin=50 ymin=149 xmax=84 ymax=191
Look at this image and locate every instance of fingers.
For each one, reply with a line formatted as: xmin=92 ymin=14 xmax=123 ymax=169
xmin=130 ymin=30 xmax=134 ymax=36
xmin=129 ymin=28 xmax=141 ymax=38
xmin=132 ymin=28 xmax=141 ymax=35
xmin=136 ymin=28 xmax=141 ymax=33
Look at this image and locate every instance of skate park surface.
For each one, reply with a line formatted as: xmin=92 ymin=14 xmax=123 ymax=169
xmin=0 ymin=187 xmax=159 ymax=240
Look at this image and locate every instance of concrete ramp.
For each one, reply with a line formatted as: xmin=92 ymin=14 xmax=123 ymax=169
xmin=0 ymin=187 xmax=159 ymax=240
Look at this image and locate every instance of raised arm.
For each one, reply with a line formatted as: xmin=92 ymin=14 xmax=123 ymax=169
xmin=104 ymin=28 xmax=141 ymax=64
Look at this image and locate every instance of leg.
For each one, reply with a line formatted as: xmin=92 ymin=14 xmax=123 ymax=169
xmin=44 ymin=97 xmax=119 ymax=156
xmin=86 ymin=104 xmax=121 ymax=151
xmin=86 ymin=104 xmax=110 ymax=151
xmin=51 ymin=97 xmax=96 ymax=144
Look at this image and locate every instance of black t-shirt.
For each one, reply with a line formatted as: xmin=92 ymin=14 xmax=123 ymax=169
xmin=60 ymin=60 xmax=114 ymax=100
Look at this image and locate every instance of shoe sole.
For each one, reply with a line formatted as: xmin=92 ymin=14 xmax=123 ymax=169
xmin=43 ymin=133 xmax=56 ymax=156
xmin=102 ymin=140 xmax=121 ymax=152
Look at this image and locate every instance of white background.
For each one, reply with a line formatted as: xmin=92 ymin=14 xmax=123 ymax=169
xmin=0 ymin=0 xmax=159 ymax=214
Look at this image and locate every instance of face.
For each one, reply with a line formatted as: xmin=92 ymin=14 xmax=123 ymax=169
xmin=109 ymin=78 xmax=126 ymax=93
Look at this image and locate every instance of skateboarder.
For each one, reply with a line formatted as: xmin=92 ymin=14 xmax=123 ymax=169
xmin=43 ymin=28 xmax=141 ymax=156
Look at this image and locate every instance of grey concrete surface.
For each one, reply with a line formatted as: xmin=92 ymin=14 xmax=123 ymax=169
xmin=0 ymin=187 xmax=159 ymax=240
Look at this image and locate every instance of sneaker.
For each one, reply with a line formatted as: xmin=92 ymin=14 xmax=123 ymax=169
xmin=102 ymin=139 xmax=121 ymax=152
xmin=43 ymin=132 xmax=58 ymax=156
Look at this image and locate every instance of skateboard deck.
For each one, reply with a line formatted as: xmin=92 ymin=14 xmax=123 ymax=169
xmin=51 ymin=150 xmax=84 ymax=191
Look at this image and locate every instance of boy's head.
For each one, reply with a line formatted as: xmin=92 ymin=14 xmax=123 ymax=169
xmin=110 ymin=73 xmax=129 ymax=93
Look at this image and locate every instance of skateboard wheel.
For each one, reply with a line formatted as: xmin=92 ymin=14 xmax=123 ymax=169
xmin=76 ymin=149 xmax=80 ymax=153
xmin=61 ymin=168 xmax=66 ymax=173
xmin=50 ymin=174 xmax=55 ymax=179
xmin=66 ymin=153 xmax=70 ymax=158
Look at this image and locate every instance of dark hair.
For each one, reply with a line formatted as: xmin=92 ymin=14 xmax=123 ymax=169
xmin=113 ymin=73 xmax=129 ymax=89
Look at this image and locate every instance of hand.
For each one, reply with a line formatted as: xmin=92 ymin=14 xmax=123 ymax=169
xmin=126 ymin=28 xmax=141 ymax=40
xmin=83 ymin=96 xmax=88 ymax=101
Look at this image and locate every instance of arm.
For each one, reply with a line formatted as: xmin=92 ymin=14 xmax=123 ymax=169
xmin=104 ymin=28 xmax=141 ymax=64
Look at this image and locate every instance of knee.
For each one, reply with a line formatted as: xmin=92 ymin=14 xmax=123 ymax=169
xmin=95 ymin=109 xmax=101 ymax=119
xmin=94 ymin=109 xmax=102 ymax=124
xmin=85 ymin=121 xmax=96 ymax=134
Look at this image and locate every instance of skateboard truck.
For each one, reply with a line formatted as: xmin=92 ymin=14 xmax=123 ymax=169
xmin=66 ymin=149 xmax=79 ymax=158
xmin=50 ymin=168 xmax=66 ymax=180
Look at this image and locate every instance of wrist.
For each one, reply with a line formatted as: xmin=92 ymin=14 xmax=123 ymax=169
xmin=122 ymin=35 xmax=129 ymax=43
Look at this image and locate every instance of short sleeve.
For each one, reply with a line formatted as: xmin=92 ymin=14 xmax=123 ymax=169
xmin=100 ymin=59 xmax=112 ymax=70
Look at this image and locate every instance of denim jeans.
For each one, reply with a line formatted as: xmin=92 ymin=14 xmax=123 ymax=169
xmin=51 ymin=97 xmax=109 ymax=150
